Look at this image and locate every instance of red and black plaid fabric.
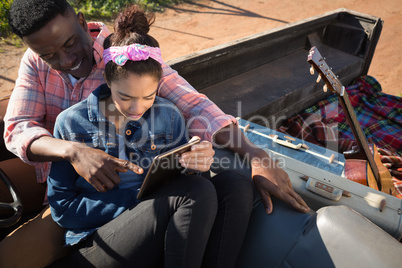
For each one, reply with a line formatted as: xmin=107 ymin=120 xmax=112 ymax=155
xmin=278 ymin=75 xmax=402 ymax=198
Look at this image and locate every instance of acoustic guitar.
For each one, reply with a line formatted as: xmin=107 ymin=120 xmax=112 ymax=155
xmin=307 ymin=46 xmax=395 ymax=195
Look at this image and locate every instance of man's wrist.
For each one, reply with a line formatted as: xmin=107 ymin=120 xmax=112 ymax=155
xmin=63 ymin=141 xmax=81 ymax=163
xmin=248 ymin=146 xmax=269 ymax=161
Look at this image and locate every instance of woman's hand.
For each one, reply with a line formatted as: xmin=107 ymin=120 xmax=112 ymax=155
xmin=178 ymin=137 xmax=215 ymax=172
xmin=68 ymin=142 xmax=143 ymax=192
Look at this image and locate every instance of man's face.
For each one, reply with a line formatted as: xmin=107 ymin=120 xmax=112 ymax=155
xmin=23 ymin=11 xmax=94 ymax=78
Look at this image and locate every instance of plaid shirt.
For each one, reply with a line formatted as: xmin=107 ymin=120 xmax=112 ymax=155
xmin=4 ymin=22 xmax=235 ymax=183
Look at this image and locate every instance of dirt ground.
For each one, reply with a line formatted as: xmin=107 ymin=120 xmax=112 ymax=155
xmin=1 ymin=0 xmax=401 ymax=96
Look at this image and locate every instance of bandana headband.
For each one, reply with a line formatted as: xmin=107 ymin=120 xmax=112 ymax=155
xmin=103 ymin=44 xmax=163 ymax=66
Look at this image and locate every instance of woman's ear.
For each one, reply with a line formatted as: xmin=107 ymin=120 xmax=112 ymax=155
xmin=103 ymin=72 xmax=111 ymax=87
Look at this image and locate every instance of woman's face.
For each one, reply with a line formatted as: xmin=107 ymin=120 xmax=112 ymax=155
xmin=109 ymin=73 xmax=158 ymax=121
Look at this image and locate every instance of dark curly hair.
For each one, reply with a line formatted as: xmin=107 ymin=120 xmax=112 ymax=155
xmin=8 ymin=0 xmax=73 ymax=38
xmin=104 ymin=4 xmax=162 ymax=84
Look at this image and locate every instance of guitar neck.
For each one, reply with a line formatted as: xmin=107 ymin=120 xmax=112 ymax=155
xmin=307 ymin=47 xmax=381 ymax=189
xmin=336 ymin=90 xmax=381 ymax=188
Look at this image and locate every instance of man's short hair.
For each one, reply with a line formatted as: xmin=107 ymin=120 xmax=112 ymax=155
xmin=8 ymin=0 xmax=73 ymax=38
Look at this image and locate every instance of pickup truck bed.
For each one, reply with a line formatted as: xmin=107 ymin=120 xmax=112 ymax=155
xmin=168 ymin=8 xmax=382 ymax=126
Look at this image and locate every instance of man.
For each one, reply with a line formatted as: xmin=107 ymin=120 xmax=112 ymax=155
xmin=1 ymin=0 xmax=308 ymax=266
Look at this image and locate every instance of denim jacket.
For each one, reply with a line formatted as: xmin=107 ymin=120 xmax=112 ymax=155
xmin=47 ymin=84 xmax=188 ymax=245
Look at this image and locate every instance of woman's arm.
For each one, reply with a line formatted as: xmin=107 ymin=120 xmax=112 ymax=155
xmin=47 ymin=111 xmax=140 ymax=229
xmin=47 ymin=159 xmax=138 ymax=229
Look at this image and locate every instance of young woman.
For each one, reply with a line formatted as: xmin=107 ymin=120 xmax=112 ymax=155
xmin=47 ymin=5 xmax=253 ymax=268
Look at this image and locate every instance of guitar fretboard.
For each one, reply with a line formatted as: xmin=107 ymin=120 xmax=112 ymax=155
xmin=307 ymin=46 xmax=381 ymax=189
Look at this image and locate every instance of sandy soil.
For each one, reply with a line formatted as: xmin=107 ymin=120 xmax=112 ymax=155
xmin=1 ymin=0 xmax=401 ymax=96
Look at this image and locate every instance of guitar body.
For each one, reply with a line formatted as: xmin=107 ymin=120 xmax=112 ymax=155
xmin=345 ymin=145 xmax=395 ymax=195
xmin=345 ymin=159 xmax=378 ymax=190
xmin=372 ymin=144 xmax=396 ymax=195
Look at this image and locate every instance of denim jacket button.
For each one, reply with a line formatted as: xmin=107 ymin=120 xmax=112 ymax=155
xmin=125 ymin=129 xmax=132 ymax=136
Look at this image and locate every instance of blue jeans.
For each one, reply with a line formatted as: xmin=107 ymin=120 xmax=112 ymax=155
xmin=51 ymin=171 xmax=254 ymax=268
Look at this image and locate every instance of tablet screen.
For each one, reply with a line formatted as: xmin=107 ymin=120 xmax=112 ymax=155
xmin=137 ymin=137 xmax=201 ymax=199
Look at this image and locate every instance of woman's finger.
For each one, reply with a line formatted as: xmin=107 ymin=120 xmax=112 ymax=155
xmin=179 ymin=155 xmax=214 ymax=172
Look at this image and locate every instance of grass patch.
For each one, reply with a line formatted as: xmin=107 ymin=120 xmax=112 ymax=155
xmin=0 ymin=36 xmax=24 ymax=49
xmin=0 ymin=0 xmax=13 ymax=38
xmin=68 ymin=0 xmax=189 ymax=21
xmin=0 ymin=0 xmax=190 ymax=45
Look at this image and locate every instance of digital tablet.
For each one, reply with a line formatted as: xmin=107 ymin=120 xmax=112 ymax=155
xmin=137 ymin=137 xmax=201 ymax=199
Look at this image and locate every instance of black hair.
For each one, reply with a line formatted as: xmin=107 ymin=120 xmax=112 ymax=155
xmin=8 ymin=0 xmax=73 ymax=38
xmin=103 ymin=4 xmax=162 ymax=84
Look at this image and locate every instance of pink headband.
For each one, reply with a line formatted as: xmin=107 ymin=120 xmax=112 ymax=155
xmin=103 ymin=44 xmax=163 ymax=66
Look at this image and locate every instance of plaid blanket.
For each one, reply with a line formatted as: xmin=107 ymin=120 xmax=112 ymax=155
xmin=278 ymin=76 xmax=402 ymax=198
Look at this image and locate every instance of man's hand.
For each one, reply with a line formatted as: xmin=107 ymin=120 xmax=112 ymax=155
xmin=27 ymin=136 xmax=143 ymax=192
xmin=68 ymin=143 xmax=143 ymax=192
xmin=179 ymin=137 xmax=215 ymax=172
xmin=250 ymin=154 xmax=309 ymax=214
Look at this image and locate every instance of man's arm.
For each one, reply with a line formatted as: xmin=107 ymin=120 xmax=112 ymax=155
xmin=26 ymin=135 xmax=143 ymax=192
xmin=214 ymin=123 xmax=309 ymax=214
xmin=158 ymin=63 xmax=236 ymax=141
xmin=158 ymin=64 xmax=308 ymax=213
xmin=4 ymin=50 xmax=142 ymax=190
xmin=4 ymin=49 xmax=53 ymax=166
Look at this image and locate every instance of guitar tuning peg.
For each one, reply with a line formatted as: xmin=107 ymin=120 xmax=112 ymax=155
xmin=310 ymin=66 xmax=314 ymax=75
xmin=323 ymin=84 xmax=328 ymax=92
xmin=316 ymin=74 xmax=321 ymax=83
